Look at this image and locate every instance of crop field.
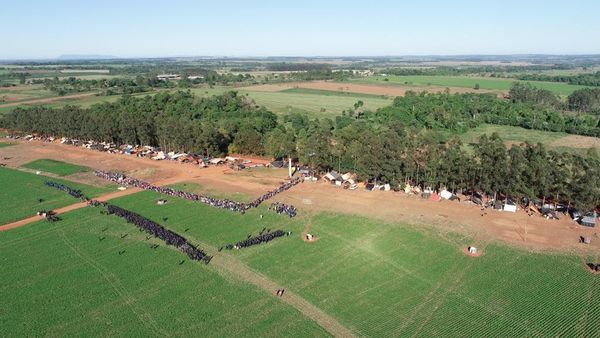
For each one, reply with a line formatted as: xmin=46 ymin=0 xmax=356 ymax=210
xmin=354 ymin=75 xmax=590 ymax=95
xmin=0 ymin=84 xmax=56 ymax=103
xmin=0 ymin=207 xmax=326 ymax=337
xmin=239 ymin=89 xmax=392 ymax=118
xmin=0 ymin=167 xmax=113 ymax=225
xmin=105 ymin=190 xmax=600 ymax=337
xmin=458 ymin=124 xmax=600 ymax=154
xmin=23 ymin=159 xmax=90 ymax=176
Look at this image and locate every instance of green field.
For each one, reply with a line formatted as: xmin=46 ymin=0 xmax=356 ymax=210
xmin=353 ymin=75 xmax=591 ymax=95
xmin=23 ymin=159 xmax=90 ymax=176
xmin=458 ymin=124 xmax=600 ymax=155
xmin=0 ymin=167 xmax=113 ymax=225
xmin=107 ymin=190 xmax=600 ymax=337
xmin=1 ymin=170 xmax=599 ymax=336
xmin=0 ymin=208 xmax=326 ymax=337
xmin=0 ymin=84 xmax=56 ymax=103
xmin=281 ymin=87 xmax=389 ymax=99
xmin=0 ymin=142 xmax=14 ymax=148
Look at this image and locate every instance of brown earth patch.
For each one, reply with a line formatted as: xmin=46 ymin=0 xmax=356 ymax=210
xmin=240 ymin=80 xmax=504 ymax=97
xmin=2 ymin=139 xmax=599 ymax=254
xmin=0 ymin=92 xmax=99 ymax=108
xmin=551 ymin=135 xmax=600 ymax=149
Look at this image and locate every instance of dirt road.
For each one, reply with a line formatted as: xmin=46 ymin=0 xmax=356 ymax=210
xmin=0 ymin=188 xmax=141 ymax=231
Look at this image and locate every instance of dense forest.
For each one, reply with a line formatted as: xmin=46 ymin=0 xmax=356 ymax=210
xmin=2 ymin=90 xmax=599 ymax=210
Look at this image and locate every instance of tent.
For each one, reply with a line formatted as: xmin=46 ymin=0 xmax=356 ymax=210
xmin=429 ymin=193 xmax=441 ymax=202
xmin=581 ymin=214 xmax=596 ymax=227
xmin=440 ymin=190 xmax=453 ymax=200
xmin=503 ymin=204 xmax=517 ymax=213
xmin=323 ymin=171 xmax=341 ymax=182
xmin=383 ymin=184 xmax=391 ymax=191
xmin=365 ymin=183 xmax=375 ymax=191
xmin=209 ymin=158 xmax=224 ymax=165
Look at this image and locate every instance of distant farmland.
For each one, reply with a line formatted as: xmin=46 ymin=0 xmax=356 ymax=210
xmin=353 ymin=75 xmax=591 ymax=95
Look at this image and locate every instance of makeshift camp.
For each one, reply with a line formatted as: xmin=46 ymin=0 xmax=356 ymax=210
xmin=440 ymin=190 xmax=453 ymax=200
xmin=580 ymin=214 xmax=596 ymax=227
xmin=365 ymin=183 xmax=375 ymax=191
xmin=209 ymin=158 xmax=224 ymax=165
xmin=503 ymin=204 xmax=517 ymax=213
xmin=493 ymin=200 xmax=503 ymax=210
xmin=151 ymin=151 xmax=166 ymax=160
xmin=323 ymin=171 xmax=341 ymax=182
xmin=429 ymin=193 xmax=441 ymax=202
xmin=383 ymin=184 xmax=391 ymax=191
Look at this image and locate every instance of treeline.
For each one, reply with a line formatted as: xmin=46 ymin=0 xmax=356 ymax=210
xmin=378 ymin=65 xmax=567 ymax=77
xmin=32 ymin=76 xmax=156 ymax=96
xmin=517 ymin=71 xmax=600 ymax=87
xmin=2 ymin=90 xmax=599 ymax=210
xmin=375 ymin=90 xmax=600 ymax=136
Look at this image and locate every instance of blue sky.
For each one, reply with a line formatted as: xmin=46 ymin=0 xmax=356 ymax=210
xmin=4 ymin=0 xmax=600 ymax=59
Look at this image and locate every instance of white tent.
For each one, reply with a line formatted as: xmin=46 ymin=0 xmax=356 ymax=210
xmin=209 ymin=158 xmax=224 ymax=165
xmin=503 ymin=204 xmax=517 ymax=212
xmin=440 ymin=190 xmax=453 ymax=199
xmin=383 ymin=184 xmax=391 ymax=191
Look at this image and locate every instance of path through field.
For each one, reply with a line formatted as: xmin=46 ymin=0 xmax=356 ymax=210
xmin=0 ymin=188 xmax=141 ymax=231
xmin=0 ymin=92 xmax=99 ymax=108
xmin=211 ymin=251 xmax=356 ymax=337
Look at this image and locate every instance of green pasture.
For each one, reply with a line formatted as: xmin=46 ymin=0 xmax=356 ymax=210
xmin=0 ymin=207 xmax=326 ymax=337
xmin=106 ymin=190 xmax=600 ymax=337
xmin=353 ymin=75 xmax=590 ymax=95
xmin=23 ymin=159 xmax=90 ymax=176
xmin=0 ymin=167 xmax=113 ymax=225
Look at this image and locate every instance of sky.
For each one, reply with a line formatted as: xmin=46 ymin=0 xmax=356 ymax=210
xmin=3 ymin=0 xmax=600 ymax=59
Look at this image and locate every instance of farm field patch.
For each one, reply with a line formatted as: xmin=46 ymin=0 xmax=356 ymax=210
xmin=0 ymin=167 xmax=113 ymax=225
xmin=0 ymin=207 xmax=327 ymax=337
xmin=354 ymin=75 xmax=590 ymax=95
xmin=109 ymin=190 xmax=600 ymax=337
xmin=23 ymin=158 xmax=90 ymax=176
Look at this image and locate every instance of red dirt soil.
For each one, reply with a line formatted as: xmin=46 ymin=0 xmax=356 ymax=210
xmin=1 ymin=139 xmax=598 ymax=254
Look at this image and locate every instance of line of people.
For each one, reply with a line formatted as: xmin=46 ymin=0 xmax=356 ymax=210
xmin=44 ymin=181 xmax=88 ymax=200
xmin=96 ymin=202 xmax=212 ymax=264
xmin=226 ymin=229 xmax=289 ymax=250
xmin=94 ymin=170 xmax=303 ymax=214
xmin=269 ymin=202 xmax=297 ymax=218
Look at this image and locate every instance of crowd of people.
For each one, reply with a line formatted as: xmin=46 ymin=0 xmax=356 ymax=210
xmin=226 ymin=229 xmax=289 ymax=250
xmin=100 ymin=203 xmax=212 ymax=264
xmin=269 ymin=202 xmax=297 ymax=218
xmin=94 ymin=170 xmax=303 ymax=214
xmin=44 ymin=181 xmax=88 ymax=200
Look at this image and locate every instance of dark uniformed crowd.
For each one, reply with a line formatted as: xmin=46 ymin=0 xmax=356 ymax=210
xmin=94 ymin=170 xmax=302 ymax=214
xmin=44 ymin=181 xmax=88 ymax=200
xmin=100 ymin=203 xmax=212 ymax=264
xmin=269 ymin=202 xmax=297 ymax=218
xmin=223 ymin=229 xmax=289 ymax=250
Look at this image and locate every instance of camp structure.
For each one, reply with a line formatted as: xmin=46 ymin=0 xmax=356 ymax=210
xmin=323 ymin=171 xmax=342 ymax=183
xmin=209 ymin=158 xmax=225 ymax=165
xmin=580 ymin=213 xmax=597 ymax=227
xmin=503 ymin=203 xmax=517 ymax=212
xmin=440 ymin=190 xmax=453 ymax=200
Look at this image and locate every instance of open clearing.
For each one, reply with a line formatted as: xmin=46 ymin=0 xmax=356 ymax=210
xmin=0 ymin=207 xmax=327 ymax=337
xmin=353 ymin=75 xmax=590 ymax=96
xmin=458 ymin=124 xmax=600 ymax=154
xmin=0 ymin=167 xmax=114 ymax=225
xmin=241 ymin=80 xmax=501 ymax=97
xmin=1 ymin=168 xmax=598 ymax=336
xmin=23 ymin=158 xmax=90 ymax=176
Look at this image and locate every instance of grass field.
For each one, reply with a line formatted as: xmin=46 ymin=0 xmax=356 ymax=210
xmin=106 ymin=190 xmax=600 ymax=337
xmin=0 ymin=207 xmax=327 ymax=337
xmin=458 ymin=124 xmax=600 ymax=155
xmin=0 ymin=167 xmax=113 ymax=225
xmin=0 ymin=142 xmax=14 ymax=148
xmin=23 ymin=159 xmax=90 ymax=176
xmin=281 ymin=87 xmax=389 ymax=99
xmin=353 ymin=75 xmax=590 ymax=96
xmin=0 ymin=84 xmax=56 ymax=103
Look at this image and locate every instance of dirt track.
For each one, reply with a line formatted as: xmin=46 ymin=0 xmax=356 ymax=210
xmin=1 ymin=139 xmax=598 ymax=254
xmin=0 ymin=188 xmax=142 ymax=231
xmin=0 ymin=92 xmax=99 ymax=108
xmin=241 ymin=80 xmax=503 ymax=97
